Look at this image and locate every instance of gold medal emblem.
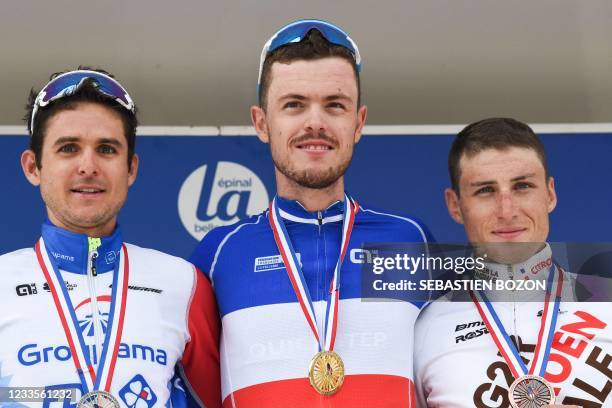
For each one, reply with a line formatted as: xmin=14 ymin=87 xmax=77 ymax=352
xmin=509 ymin=375 xmax=555 ymax=408
xmin=77 ymin=390 xmax=121 ymax=408
xmin=308 ymin=350 xmax=345 ymax=395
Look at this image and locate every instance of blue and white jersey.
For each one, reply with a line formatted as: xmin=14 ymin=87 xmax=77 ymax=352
xmin=190 ymin=196 xmax=432 ymax=408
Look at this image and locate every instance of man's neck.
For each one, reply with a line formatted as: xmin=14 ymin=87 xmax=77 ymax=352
xmin=276 ymin=175 xmax=345 ymax=212
xmin=47 ymin=213 xmax=116 ymax=238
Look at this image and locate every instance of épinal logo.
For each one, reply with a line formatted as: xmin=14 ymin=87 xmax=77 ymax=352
xmin=178 ymin=161 xmax=269 ymax=240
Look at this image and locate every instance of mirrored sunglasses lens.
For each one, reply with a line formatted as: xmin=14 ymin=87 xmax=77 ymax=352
xmin=268 ymin=22 xmax=355 ymax=55
xmin=95 ymin=78 xmax=130 ymax=106
xmin=40 ymin=75 xmax=86 ymax=103
xmin=40 ymin=73 xmax=129 ymax=106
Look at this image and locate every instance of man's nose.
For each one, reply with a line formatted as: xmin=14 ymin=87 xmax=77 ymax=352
xmin=496 ymin=191 xmax=517 ymax=220
xmin=303 ymin=106 xmax=327 ymax=134
xmin=77 ymin=149 xmax=99 ymax=176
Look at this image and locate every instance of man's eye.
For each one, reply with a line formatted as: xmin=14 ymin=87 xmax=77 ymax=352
xmin=514 ymin=182 xmax=533 ymax=190
xmin=475 ymin=186 xmax=495 ymax=195
xmin=98 ymin=145 xmax=117 ymax=154
xmin=283 ymin=101 xmax=303 ymax=109
xmin=58 ymin=144 xmax=78 ymax=153
xmin=327 ymin=102 xmax=346 ymax=110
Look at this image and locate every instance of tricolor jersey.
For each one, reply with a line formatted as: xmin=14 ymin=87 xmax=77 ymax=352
xmin=190 ymin=196 xmax=432 ymax=408
xmin=414 ymin=245 xmax=612 ymax=408
xmin=0 ymin=223 xmax=221 ymax=408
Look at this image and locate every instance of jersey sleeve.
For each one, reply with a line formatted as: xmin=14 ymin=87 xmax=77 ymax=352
xmin=414 ymin=215 xmax=435 ymax=243
xmin=414 ymin=304 xmax=433 ymax=407
xmin=189 ymin=226 xmax=231 ymax=281
xmin=180 ymin=268 xmax=221 ymax=408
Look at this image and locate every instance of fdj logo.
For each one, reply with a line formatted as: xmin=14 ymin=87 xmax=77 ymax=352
xmin=178 ymin=161 xmax=269 ymax=240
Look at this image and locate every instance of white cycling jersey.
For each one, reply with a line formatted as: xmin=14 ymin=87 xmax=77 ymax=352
xmin=0 ymin=223 xmax=220 ymax=407
xmin=415 ymin=244 xmax=612 ymax=408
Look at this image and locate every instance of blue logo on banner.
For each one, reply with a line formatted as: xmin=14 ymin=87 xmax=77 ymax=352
xmin=178 ymin=161 xmax=269 ymax=240
xmin=197 ymin=162 xmax=251 ymax=221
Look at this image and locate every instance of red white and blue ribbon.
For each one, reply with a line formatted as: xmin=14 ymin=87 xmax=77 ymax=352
xmin=469 ymin=265 xmax=563 ymax=379
xmin=268 ymin=195 xmax=358 ymax=351
xmin=35 ymin=237 xmax=129 ymax=393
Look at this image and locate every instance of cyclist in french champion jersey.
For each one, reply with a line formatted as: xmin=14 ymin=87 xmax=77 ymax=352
xmin=189 ymin=20 xmax=432 ymax=408
xmin=414 ymin=118 xmax=610 ymax=407
xmin=0 ymin=68 xmax=221 ymax=407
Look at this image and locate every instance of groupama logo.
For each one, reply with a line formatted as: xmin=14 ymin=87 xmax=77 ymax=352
xmin=75 ymin=296 xmax=110 ymax=337
xmin=119 ymin=374 xmax=157 ymax=408
xmin=178 ymin=161 xmax=269 ymax=240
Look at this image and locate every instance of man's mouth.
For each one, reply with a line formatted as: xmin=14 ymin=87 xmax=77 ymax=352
xmin=492 ymin=227 xmax=527 ymax=238
xmin=296 ymin=141 xmax=334 ymax=151
xmin=71 ymin=187 xmax=105 ymax=195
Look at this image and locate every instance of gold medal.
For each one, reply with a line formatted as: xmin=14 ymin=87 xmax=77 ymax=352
xmin=77 ymin=390 xmax=121 ymax=408
xmin=308 ymin=350 xmax=345 ymax=395
xmin=509 ymin=375 xmax=555 ymax=408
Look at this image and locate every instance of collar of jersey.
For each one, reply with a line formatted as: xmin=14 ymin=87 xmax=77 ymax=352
xmin=479 ymin=243 xmax=553 ymax=283
xmin=275 ymin=195 xmax=345 ymax=225
xmin=41 ymin=220 xmax=123 ymax=275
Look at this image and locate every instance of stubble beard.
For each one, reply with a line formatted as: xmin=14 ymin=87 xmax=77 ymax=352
xmin=274 ymin=159 xmax=350 ymax=189
xmin=41 ymin=184 xmax=123 ymax=235
xmin=269 ymin=129 xmax=353 ymax=190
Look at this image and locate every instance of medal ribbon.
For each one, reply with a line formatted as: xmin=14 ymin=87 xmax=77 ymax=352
xmin=35 ymin=237 xmax=129 ymax=393
xmin=469 ymin=265 xmax=563 ymax=379
xmin=268 ymin=194 xmax=358 ymax=351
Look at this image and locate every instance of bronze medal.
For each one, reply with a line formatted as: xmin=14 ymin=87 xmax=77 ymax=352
xmin=509 ymin=375 xmax=555 ymax=408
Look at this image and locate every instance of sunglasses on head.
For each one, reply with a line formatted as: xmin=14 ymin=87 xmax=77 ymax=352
xmin=257 ymin=19 xmax=362 ymax=88
xmin=30 ymin=70 xmax=135 ymax=133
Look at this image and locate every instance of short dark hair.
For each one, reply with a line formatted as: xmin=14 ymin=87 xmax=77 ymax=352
xmin=258 ymin=29 xmax=361 ymax=109
xmin=448 ymin=117 xmax=549 ymax=193
xmin=24 ymin=66 xmax=138 ymax=169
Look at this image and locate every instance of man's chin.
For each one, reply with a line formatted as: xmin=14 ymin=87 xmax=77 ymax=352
xmin=296 ymin=178 xmax=339 ymax=190
xmin=282 ymin=168 xmax=345 ymax=190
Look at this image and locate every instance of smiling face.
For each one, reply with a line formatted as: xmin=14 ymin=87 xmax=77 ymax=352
xmin=21 ymin=102 xmax=138 ymax=237
xmin=445 ymin=147 xmax=557 ymax=259
xmin=251 ymin=57 xmax=366 ymax=192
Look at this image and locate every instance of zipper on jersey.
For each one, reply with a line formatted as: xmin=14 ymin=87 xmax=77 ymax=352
xmin=87 ymin=237 xmax=103 ymax=366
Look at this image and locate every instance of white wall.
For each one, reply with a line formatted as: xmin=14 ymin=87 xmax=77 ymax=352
xmin=1 ymin=0 xmax=611 ymax=126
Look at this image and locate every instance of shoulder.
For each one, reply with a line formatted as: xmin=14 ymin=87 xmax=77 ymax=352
xmin=123 ymin=243 xmax=200 ymax=301
xmin=417 ymin=294 xmax=455 ymax=326
xmin=356 ymin=203 xmax=434 ymax=243
xmin=189 ymin=212 xmax=268 ymax=274
xmin=124 ymin=243 xmax=195 ymax=273
xmin=415 ymin=295 xmax=474 ymax=356
xmin=0 ymin=247 xmax=36 ymax=268
xmin=0 ymin=248 xmax=40 ymax=288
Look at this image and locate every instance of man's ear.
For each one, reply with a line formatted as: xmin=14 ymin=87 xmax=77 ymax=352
xmin=128 ymin=153 xmax=139 ymax=187
xmin=353 ymin=105 xmax=367 ymax=144
xmin=444 ymin=187 xmax=464 ymax=225
xmin=546 ymin=176 xmax=557 ymax=213
xmin=251 ymin=105 xmax=269 ymax=143
xmin=21 ymin=150 xmax=41 ymax=186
